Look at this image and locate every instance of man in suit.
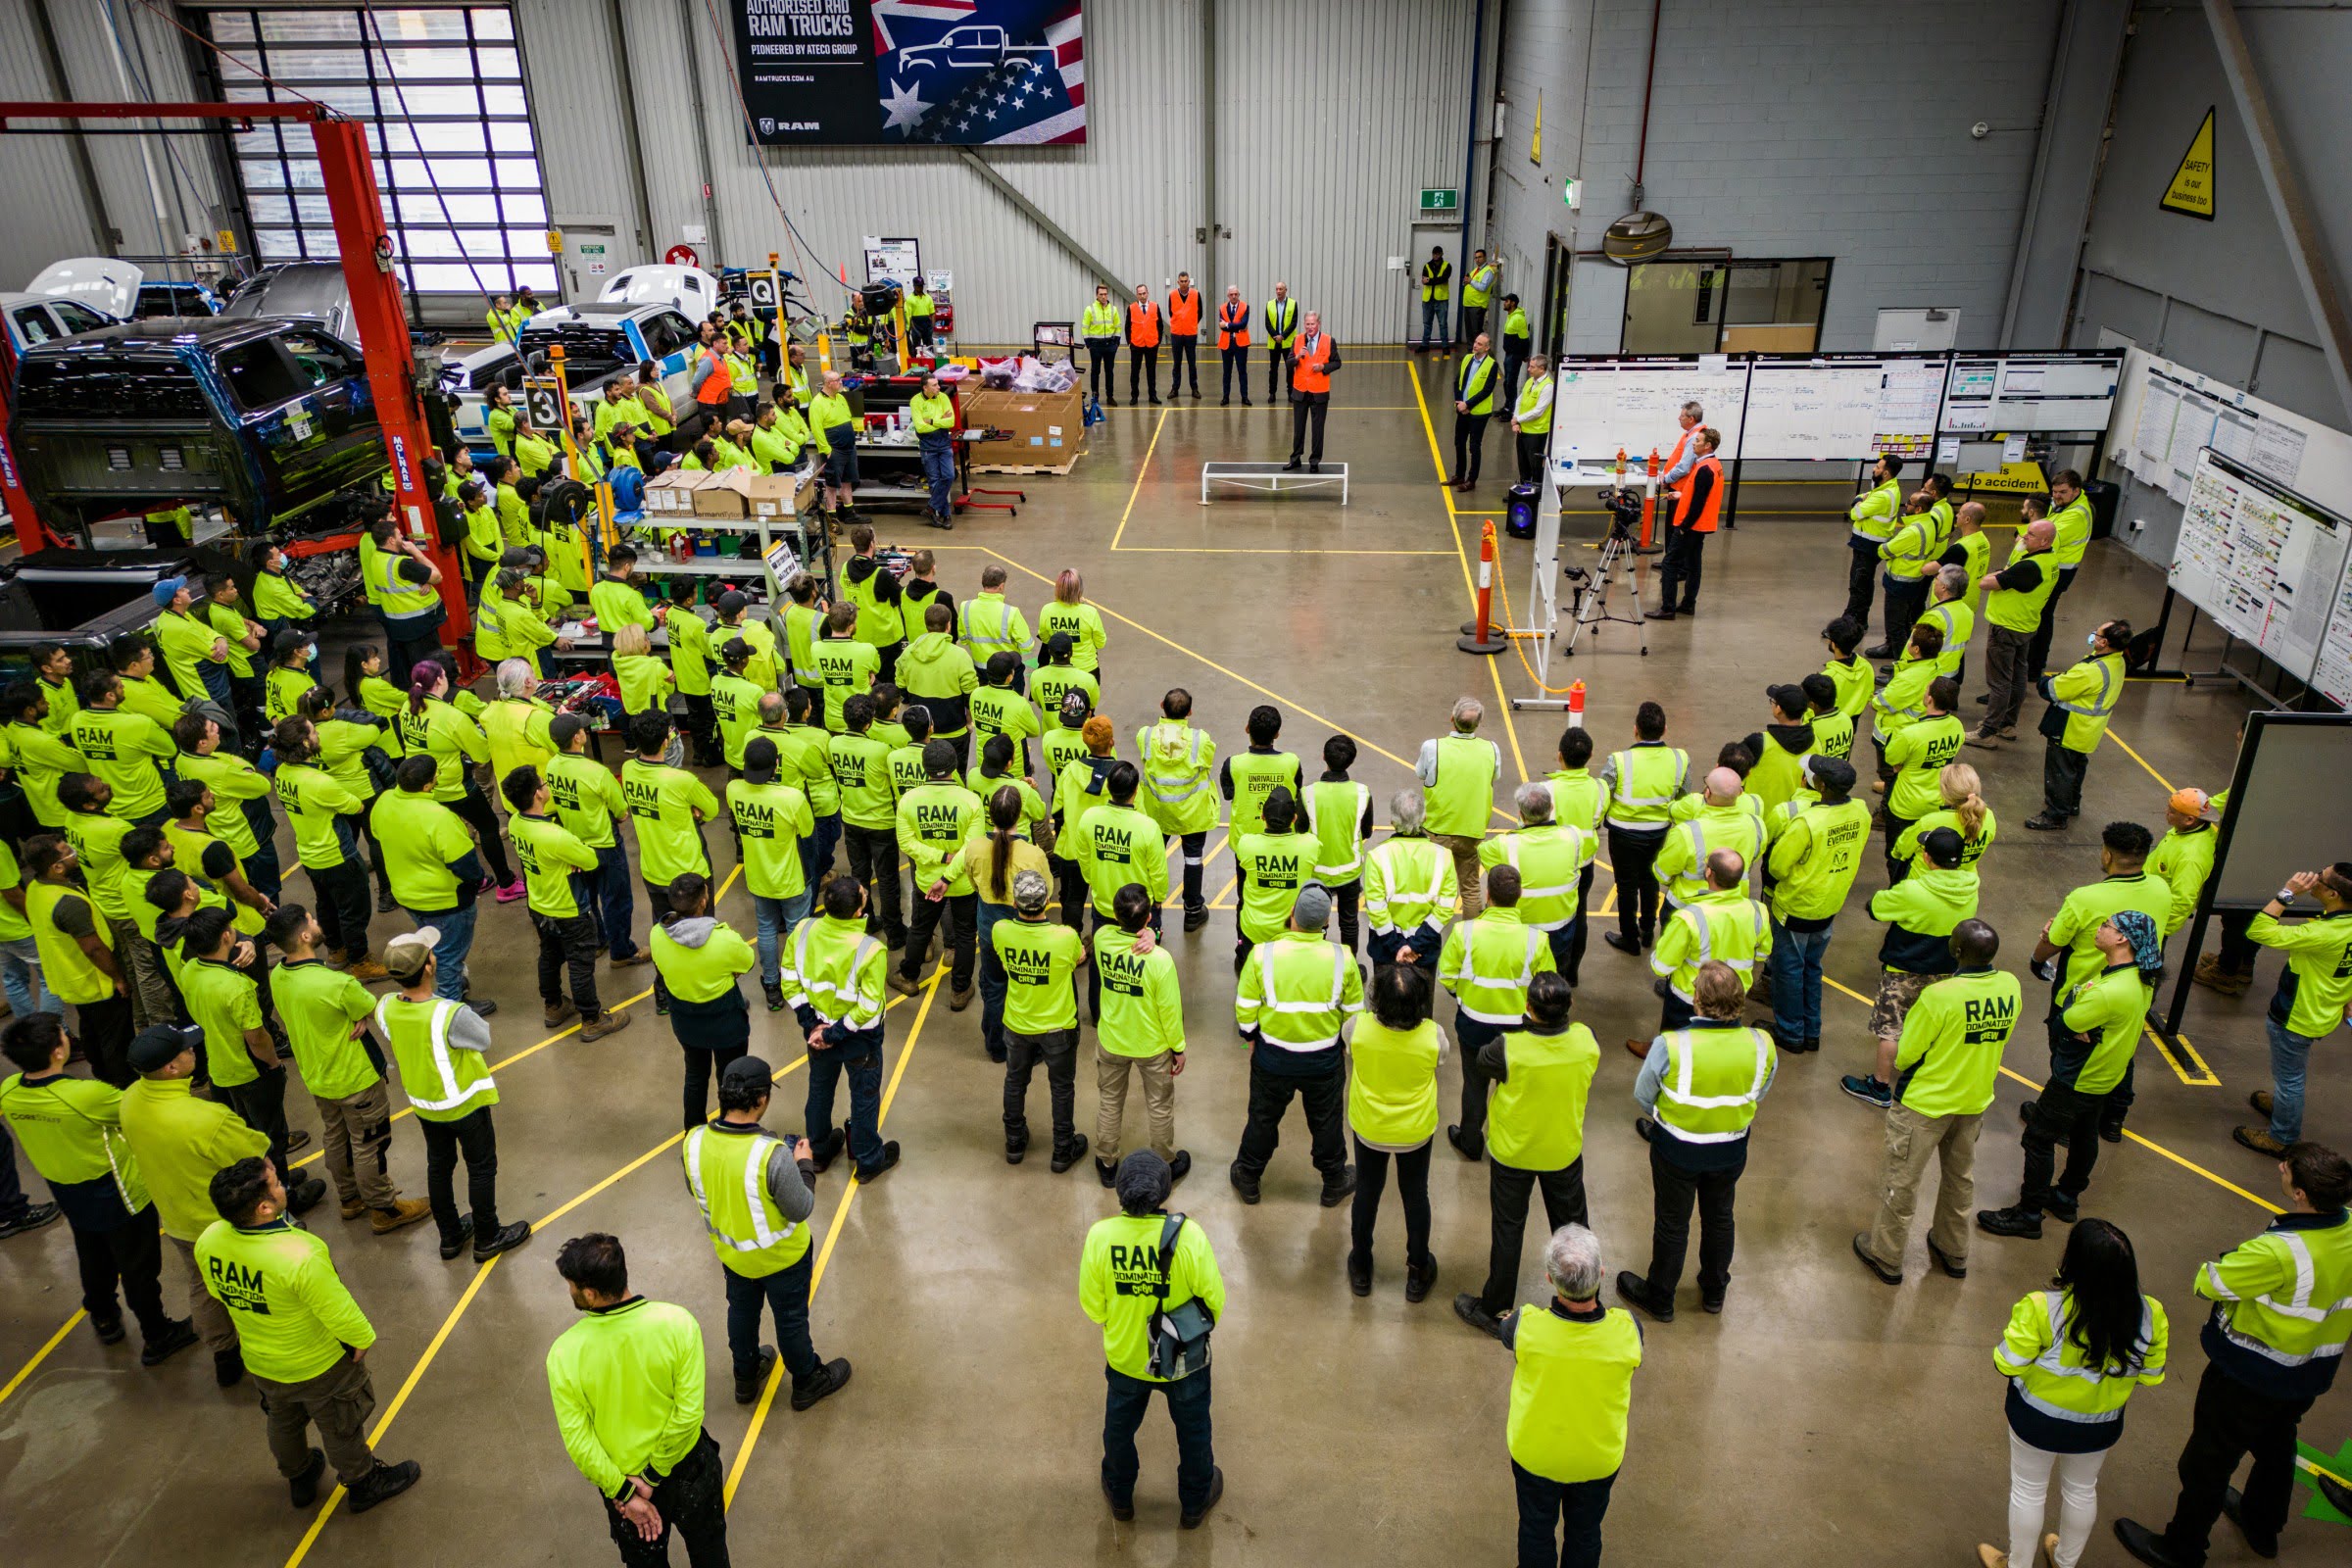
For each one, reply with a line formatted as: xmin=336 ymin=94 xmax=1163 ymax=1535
xmin=1285 ymin=312 xmax=1342 ymax=475
xmin=1449 ymin=332 xmax=1499 ymax=490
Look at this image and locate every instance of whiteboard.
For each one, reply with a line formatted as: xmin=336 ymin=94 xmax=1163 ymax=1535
xmin=2167 ymin=449 xmax=2350 ymax=684
xmin=2212 ymin=716 xmax=2352 ymax=907
xmin=2313 ymin=548 xmax=2352 ymax=709
xmin=1546 ymin=359 xmax=1750 ymax=468
xmin=1740 ymin=357 xmax=1944 ymax=461
xmin=2109 ymin=350 xmax=2337 ymax=503
xmin=1941 ymin=351 xmax=2120 ymax=433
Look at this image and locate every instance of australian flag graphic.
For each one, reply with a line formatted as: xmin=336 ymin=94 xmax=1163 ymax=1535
xmin=873 ymin=1 xmax=1088 ymax=145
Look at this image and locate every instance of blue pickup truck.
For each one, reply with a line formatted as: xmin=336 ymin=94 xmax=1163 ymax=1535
xmin=8 ymin=316 xmax=389 ymax=541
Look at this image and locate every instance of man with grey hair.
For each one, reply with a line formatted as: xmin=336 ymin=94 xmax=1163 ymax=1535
xmin=1231 ymin=883 xmax=1364 ymax=1206
xmin=1419 ymin=698 xmax=1500 ymax=919
xmin=1969 ymin=516 xmax=2058 ymax=748
xmin=1479 ymin=781 xmax=1595 ymax=978
xmin=1363 ymin=788 xmax=1459 ymax=979
xmin=1500 ymin=1221 xmax=1642 ymax=1568
xmin=1082 ymin=1151 xmax=1225 ymax=1529
xmin=1916 ymin=564 xmax=1975 ymax=684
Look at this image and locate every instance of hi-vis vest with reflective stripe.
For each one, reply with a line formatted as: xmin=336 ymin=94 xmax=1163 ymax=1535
xmin=1365 ymin=835 xmax=1452 ymax=935
xmin=2200 ymin=1214 xmax=2352 ymax=1377
xmin=1652 ymin=1024 xmax=1773 ymax=1143
xmin=786 ymin=921 xmax=884 ymax=1029
xmin=1446 ymin=910 xmax=1548 ymax=1024
xmin=1302 ymin=780 xmax=1370 ymax=881
xmin=1426 ymin=732 xmax=1500 ymax=838
xmin=372 ymin=542 xmax=439 ymax=617
xmin=2047 ymin=652 xmax=2124 ymax=754
xmin=1486 ymin=825 xmax=1588 ymax=931
xmin=1245 ymin=938 xmax=1356 ymax=1052
xmin=373 ymin=996 xmax=498 ymax=1121
xmin=960 ymin=595 xmax=1024 ymax=660
xmin=1136 ymin=720 xmax=1216 ymax=834
xmin=1996 ymin=1289 xmax=2166 ymax=1424
xmin=1606 ymin=746 xmax=1688 ymax=829
xmin=682 ymin=1125 xmax=809 ymax=1277
xmin=1653 ymin=895 xmax=1770 ymax=1001
xmin=1986 ymin=541 xmax=2061 ymax=633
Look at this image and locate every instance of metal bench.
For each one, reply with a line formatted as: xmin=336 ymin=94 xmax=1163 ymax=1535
xmin=1199 ymin=461 xmax=1349 ymax=505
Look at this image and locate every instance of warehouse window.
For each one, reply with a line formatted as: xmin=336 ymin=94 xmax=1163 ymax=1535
xmin=197 ymin=5 xmax=555 ymax=298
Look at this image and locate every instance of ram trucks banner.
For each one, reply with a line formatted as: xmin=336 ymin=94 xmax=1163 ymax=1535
xmin=732 ymin=0 xmax=1087 ymax=145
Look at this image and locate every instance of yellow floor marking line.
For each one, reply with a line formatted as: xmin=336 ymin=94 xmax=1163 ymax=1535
xmin=725 ymin=971 xmax=944 ymax=1503
xmin=2104 ymin=727 xmax=2177 ymax=794
xmin=0 ymin=1312 xmax=84 ymax=1408
xmin=1818 ymin=975 xmax=2273 ymax=1215
xmin=1105 ymin=407 xmax=1169 ymax=553
xmin=2148 ymin=1022 xmax=2221 ymax=1087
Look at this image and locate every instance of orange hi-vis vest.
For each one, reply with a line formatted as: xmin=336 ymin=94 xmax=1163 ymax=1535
xmin=1674 ymin=454 xmax=1724 ymax=534
xmin=1663 ymin=427 xmax=1691 ymax=476
xmin=695 ymin=345 xmax=730 ymax=406
xmin=1217 ymin=300 xmax=1250 ymax=350
xmin=1168 ymin=289 xmax=1200 ymax=336
xmin=1128 ymin=301 xmax=1161 ymax=348
xmin=1293 ymin=333 xmax=1333 ymax=395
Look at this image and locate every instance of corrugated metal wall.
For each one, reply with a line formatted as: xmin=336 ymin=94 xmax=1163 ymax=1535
xmin=523 ymin=0 xmax=1477 ymax=343
xmin=0 ymin=0 xmax=222 ymax=288
xmin=513 ymin=0 xmax=651 ymax=273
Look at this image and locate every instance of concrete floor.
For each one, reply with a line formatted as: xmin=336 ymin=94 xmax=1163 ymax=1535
xmin=3 ymin=354 xmax=2345 ymax=1567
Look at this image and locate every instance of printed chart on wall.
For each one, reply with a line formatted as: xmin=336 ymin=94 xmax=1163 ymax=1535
xmin=1940 ymin=351 xmax=2121 ymax=433
xmin=732 ymin=0 xmax=1088 ymax=145
xmin=2168 ymin=449 xmax=2351 ymax=692
xmin=1739 ymin=357 xmax=1943 ymax=461
xmin=2125 ymin=361 xmax=2309 ymax=505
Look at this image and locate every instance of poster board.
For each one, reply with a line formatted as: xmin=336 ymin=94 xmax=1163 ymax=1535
xmin=2167 ymin=449 xmax=2351 ymax=685
xmin=2107 ymin=347 xmax=2350 ymax=507
xmin=1547 ymin=358 xmax=1749 ymax=469
xmin=862 ymin=237 xmax=921 ymax=285
xmin=1740 ymin=356 xmax=1943 ymax=461
xmin=1941 ymin=351 xmax=2121 ymax=433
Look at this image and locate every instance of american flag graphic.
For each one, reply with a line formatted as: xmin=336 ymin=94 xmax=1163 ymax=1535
xmin=869 ymin=1 xmax=1088 ymax=145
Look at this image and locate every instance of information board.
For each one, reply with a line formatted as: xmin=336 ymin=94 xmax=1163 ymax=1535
xmin=2167 ymin=449 xmax=2350 ymax=685
xmin=1547 ymin=359 xmax=1749 ymax=469
xmin=1940 ymin=351 xmax=2120 ymax=433
xmin=2210 ymin=714 xmax=2352 ymax=907
xmin=1740 ymin=357 xmax=1943 ymax=461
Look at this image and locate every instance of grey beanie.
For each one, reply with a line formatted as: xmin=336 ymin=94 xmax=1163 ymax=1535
xmin=1292 ymin=881 xmax=1332 ymax=929
xmin=1011 ymin=868 xmax=1052 ymax=914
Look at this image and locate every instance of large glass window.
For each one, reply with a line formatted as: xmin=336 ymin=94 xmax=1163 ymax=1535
xmin=197 ymin=5 xmax=555 ymax=298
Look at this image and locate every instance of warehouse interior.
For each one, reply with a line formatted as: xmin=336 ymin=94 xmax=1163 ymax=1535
xmin=1 ymin=2 xmax=2349 ymax=1566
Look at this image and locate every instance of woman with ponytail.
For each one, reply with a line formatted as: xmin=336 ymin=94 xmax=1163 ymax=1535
xmin=954 ymin=783 xmax=1050 ymax=1065
xmin=1984 ymin=1219 xmax=2167 ymax=1568
xmin=397 ymin=660 xmax=521 ymax=901
xmin=1892 ymin=761 xmax=1999 ymax=879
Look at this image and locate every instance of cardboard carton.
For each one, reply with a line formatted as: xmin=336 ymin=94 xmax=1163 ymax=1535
xmin=646 ymin=468 xmax=708 ymax=514
xmin=964 ymin=387 xmax=1086 ymax=466
xmin=746 ymin=471 xmax=808 ymax=519
xmin=693 ymin=468 xmax=754 ymax=518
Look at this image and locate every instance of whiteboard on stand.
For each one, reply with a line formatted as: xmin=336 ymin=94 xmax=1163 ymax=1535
xmin=1739 ymin=358 xmax=1943 ymax=461
xmin=1546 ymin=359 xmax=1749 ymax=470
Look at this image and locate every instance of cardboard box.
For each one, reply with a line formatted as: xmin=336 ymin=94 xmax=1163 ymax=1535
xmin=692 ymin=468 xmax=754 ymax=518
xmin=746 ymin=471 xmax=808 ymax=520
xmin=964 ymin=387 xmax=1086 ymax=465
xmin=646 ymin=468 xmax=708 ymax=514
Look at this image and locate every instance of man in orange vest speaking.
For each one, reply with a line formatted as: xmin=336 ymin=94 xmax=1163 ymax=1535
xmin=1648 ymin=426 xmax=1723 ymax=621
xmin=691 ymin=320 xmax=731 ymax=440
xmin=1166 ymin=271 xmax=1203 ymax=401
xmin=1216 ymin=284 xmax=1252 ymax=407
xmin=1125 ymin=283 xmax=1163 ymax=407
xmin=1284 ymin=310 xmax=1342 ymax=474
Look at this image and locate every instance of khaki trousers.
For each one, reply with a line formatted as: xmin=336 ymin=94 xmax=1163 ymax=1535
xmin=106 ymin=914 xmax=176 ymax=1030
xmin=255 ymin=1352 xmax=378 ymax=1485
xmin=1432 ymin=833 xmax=1485 ymax=919
xmin=164 ymin=1230 xmax=237 ymax=1352
xmin=316 ymin=1080 xmax=399 ymax=1211
xmin=1095 ymin=1044 xmax=1178 ymax=1163
xmin=1863 ymin=1101 xmax=1982 ymax=1273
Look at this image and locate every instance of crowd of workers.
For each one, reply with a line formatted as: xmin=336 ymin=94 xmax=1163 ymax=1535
xmin=1 ymin=398 xmax=2348 ymax=1568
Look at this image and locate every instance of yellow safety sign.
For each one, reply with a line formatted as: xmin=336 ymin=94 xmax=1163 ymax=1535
xmin=1967 ymin=461 xmax=2049 ymax=495
xmin=2161 ymin=108 xmax=2216 ymax=220
xmin=1531 ymin=90 xmax=1543 ymax=165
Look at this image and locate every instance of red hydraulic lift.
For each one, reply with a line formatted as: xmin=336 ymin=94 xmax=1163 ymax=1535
xmin=0 ymin=100 xmax=472 ymax=643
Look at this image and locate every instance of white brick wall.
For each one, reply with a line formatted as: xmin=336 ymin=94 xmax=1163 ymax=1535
xmin=1493 ymin=0 xmax=2064 ymax=352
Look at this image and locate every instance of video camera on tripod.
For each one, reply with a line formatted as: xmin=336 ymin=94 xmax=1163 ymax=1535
xmin=1593 ymin=483 xmax=1644 ymax=542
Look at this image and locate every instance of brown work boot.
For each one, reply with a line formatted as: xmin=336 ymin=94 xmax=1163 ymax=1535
xmin=345 ymin=957 xmax=390 ymax=983
xmin=323 ymin=949 xmax=351 ymax=970
xmin=369 ymin=1198 xmax=433 ymax=1235
xmin=2250 ymin=1089 xmax=2274 ymax=1117
xmin=544 ymin=1000 xmax=580 ymax=1029
xmin=949 ymin=986 xmax=974 ymax=1012
xmin=886 ymin=972 xmax=921 ymax=1000
xmin=339 ymin=1197 xmax=368 ymax=1222
xmin=611 ymin=952 xmax=651 ymax=968
xmin=578 ymin=1007 xmax=634 ymax=1042
xmin=2192 ymin=955 xmax=2249 ymax=997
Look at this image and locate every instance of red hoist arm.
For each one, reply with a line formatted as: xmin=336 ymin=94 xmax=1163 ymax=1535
xmin=0 ymin=101 xmax=468 ymax=641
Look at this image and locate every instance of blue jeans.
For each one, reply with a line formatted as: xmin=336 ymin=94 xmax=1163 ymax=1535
xmin=919 ymin=431 xmax=955 ymax=515
xmin=753 ymin=888 xmax=814 ymax=987
xmin=2265 ymin=1014 xmax=2317 ymax=1144
xmin=1102 ymin=1364 xmax=1215 ymax=1515
xmin=806 ymin=1037 xmax=885 ymax=1175
xmin=801 ymin=811 xmax=842 ymax=890
xmin=406 ymin=902 xmax=477 ymax=1001
xmin=723 ymin=1249 xmax=819 ymax=1386
xmin=0 ymin=936 xmax=61 ymax=1021
xmin=1769 ymin=918 xmax=1834 ymax=1044
xmin=584 ymin=844 xmax=639 ymax=960
xmin=975 ymin=900 xmax=1009 ymax=1058
xmin=1419 ymin=300 xmax=1448 ymax=348
xmin=1513 ymin=1460 xmax=1616 ymax=1568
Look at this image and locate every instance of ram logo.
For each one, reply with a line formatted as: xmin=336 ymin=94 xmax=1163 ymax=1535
xmin=760 ymin=118 xmax=776 ymax=135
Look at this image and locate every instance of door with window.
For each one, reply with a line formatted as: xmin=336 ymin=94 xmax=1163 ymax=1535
xmin=1622 ymin=258 xmax=1831 ymax=354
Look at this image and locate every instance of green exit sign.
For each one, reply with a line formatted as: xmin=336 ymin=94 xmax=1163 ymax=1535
xmin=1419 ymin=187 xmax=1458 ymax=214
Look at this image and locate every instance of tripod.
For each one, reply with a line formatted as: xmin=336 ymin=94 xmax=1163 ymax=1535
xmin=1561 ymin=494 xmax=1649 ymax=658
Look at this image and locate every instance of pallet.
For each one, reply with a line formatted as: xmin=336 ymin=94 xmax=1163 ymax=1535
xmin=971 ymin=454 xmax=1081 ymax=476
